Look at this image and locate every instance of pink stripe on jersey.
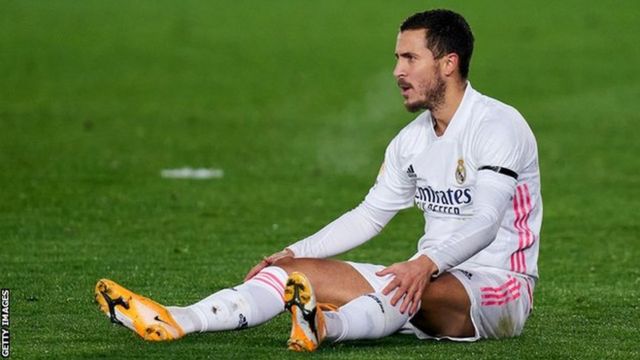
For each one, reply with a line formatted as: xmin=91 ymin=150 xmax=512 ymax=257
xmin=523 ymin=184 xmax=533 ymax=218
xmin=522 ymin=183 xmax=534 ymax=253
xmin=511 ymin=184 xmax=534 ymax=274
xmin=252 ymin=276 xmax=285 ymax=300
xmin=518 ymin=190 xmax=525 ymax=272
xmin=518 ymin=186 xmax=529 ymax=273
xmin=511 ymin=192 xmax=524 ymax=273
xmin=520 ymin=184 xmax=535 ymax=273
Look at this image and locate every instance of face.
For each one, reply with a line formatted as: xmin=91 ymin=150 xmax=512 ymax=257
xmin=393 ymin=29 xmax=446 ymax=113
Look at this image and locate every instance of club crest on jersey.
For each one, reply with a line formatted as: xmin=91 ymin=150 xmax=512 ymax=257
xmin=455 ymin=159 xmax=466 ymax=184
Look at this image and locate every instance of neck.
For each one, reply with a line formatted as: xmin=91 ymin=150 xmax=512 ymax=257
xmin=432 ymin=80 xmax=467 ymax=136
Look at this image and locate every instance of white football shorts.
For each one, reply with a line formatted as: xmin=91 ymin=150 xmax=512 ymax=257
xmin=346 ymin=261 xmax=535 ymax=341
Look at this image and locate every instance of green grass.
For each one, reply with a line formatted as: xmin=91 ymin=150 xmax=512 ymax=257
xmin=1 ymin=0 xmax=639 ymax=358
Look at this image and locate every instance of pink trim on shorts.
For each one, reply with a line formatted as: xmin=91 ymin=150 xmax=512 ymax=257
xmin=480 ymin=277 xmax=517 ymax=292
xmin=525 ymin=278 xmax=534 ymax=313
xmin=480 ymin=276 xmax=521 ymax=306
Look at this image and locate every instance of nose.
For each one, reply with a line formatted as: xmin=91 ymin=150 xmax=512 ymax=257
xmin=393 ymin=61 xmax=405 ymax=80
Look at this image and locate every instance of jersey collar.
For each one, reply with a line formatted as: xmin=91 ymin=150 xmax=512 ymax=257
xmin=428 ymin=81 xmax=476 ymax=140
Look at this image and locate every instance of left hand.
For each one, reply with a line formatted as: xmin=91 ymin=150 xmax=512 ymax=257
xmin=376 ymin=255 xmax=438 ymax=315
xmin=244 ymin=248 xmax=294 ymax=282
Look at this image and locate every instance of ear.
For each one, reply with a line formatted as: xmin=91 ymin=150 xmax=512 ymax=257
xmin=440 ymin=53 xmax=459 ymax=77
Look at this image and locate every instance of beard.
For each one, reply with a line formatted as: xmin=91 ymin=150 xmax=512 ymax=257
xmin=404 ymin=72 xmax=447 ymax=113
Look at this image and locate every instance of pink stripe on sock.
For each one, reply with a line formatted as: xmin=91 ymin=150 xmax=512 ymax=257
xmin=261 ymin=271 xmax=285 ymax=293
xmin=252 ymin=277 xmax=285 ymax=301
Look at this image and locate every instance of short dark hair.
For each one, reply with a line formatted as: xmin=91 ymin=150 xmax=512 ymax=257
xmin=400 ymin=9 xmax=474 ymax=79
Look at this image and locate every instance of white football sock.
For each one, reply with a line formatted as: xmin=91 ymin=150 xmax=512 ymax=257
xmin=168 ymin=266 xmax=287 ymax=333
xmin=324 ymin=292 xmax=411 ymax=342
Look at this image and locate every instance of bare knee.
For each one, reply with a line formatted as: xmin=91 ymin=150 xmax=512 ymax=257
xmin=271 ymin=257 xmax=321 ymax=275
xmin=269 ymin=258 xmax=373 ymax=306
xmin=271 ymin=256 xmax=296 ymax=272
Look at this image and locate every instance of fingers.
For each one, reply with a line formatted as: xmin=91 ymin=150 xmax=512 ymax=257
xmin=391 ymin=287 xmax=406 ymax=308
xmin=389 ymin=283 xmax=413 ymax=313
xmin=265 ymin=249 xmax=293 ymax=265
xmin=405 ymin=279 xmax=425 ymax=315
xmin=393 ymin=278 xmax=425 ymax=314
xmin=409 ymin=295 xmax=421 ymax=316
xmin=245 ymin=249 xmax=296 ymax=282
xmin=380 ymin=264 xmax=406 ymax=304
xmin=387 ymin=277 xmax=413 ymax=309
xmin=378 ymin=261 xmax=428 ymax=314
xmin=382 ymin=277 xmax=399 ymax=296
xmin=376 ymin=266 xmax=393 ymax=277
xmin=398 ymin=292 xmax=413 ymax=314
xmin=387 ymin=288 xmax=420 ymax=314
xmin=408 ymin=284 xmax=423 ymax=315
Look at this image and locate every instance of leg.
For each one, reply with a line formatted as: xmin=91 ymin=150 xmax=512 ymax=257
xmin=283 ymin=261 xmax=411 ymax=351
xmin=180 ymin=257 xmax=375 ymax=333
xmin=274 ymin=257 xmax=374 ymax=306
xmin=283 ymin=271 xmax=408 ymax=352
xmin=95 ymin=258 xmax=373 ymax=341
xmin=410 ymin=272 xmax=475 ymax=337
xmin=286 ymin=265 xmax=473 ymax=349
xmin=411 ymin=268 xmax=534 ymax=340
xmin=95 ymin=265 xmax=290 ymax=340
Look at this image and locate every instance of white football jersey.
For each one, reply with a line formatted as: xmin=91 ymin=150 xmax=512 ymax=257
xmin=365 ymin=82 xmax=542 ymax=279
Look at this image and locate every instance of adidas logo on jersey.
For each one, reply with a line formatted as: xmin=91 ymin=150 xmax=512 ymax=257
xmin=406 ymin=165 xmax=417 ymax=178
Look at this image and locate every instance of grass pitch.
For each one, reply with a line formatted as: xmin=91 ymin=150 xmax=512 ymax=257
xmin=1 ymin=1 xmax=639 ymax=359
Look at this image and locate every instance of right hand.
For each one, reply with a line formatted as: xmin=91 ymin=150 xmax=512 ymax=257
xmin=244 ymin=248 xmax=294 ymax=281
xmin=376 ymin=255 xmax=437 ymax=315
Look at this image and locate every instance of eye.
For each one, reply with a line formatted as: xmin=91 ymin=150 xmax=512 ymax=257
xmin=401 ymin=53 xmax=416 ymax=63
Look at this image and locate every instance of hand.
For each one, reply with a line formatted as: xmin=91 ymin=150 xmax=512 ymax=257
xmin=244 ymin=248 xmax=294 ymax=281
xmin=375 ymin=255 xmax=438 ymax=315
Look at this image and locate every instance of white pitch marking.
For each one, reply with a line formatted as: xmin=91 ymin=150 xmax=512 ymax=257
xmin=161 ymin=167 xmax=224 ymax=180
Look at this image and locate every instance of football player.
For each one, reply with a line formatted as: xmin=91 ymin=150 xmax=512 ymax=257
xmin=96 ymin=9 xmax=541 ymax=351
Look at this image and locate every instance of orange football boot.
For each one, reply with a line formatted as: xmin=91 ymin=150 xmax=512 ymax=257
xmin=284 ymin=272 xmax=334 ymax=352
xmin=95 ymin=279 xmax=185 ymax=341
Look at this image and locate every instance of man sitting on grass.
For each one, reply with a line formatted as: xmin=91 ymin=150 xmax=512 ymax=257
xmin=95 ymin=9 xmax=542 ymax=351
